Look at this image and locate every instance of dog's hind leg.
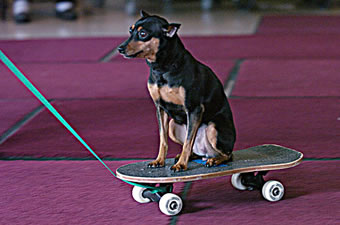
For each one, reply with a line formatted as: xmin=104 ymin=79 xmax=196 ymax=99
xmin=204 ymin=122 xmax=235 ymax=167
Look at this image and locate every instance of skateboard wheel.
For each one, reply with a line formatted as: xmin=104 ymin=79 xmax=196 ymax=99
xmin=132 ymin=186 xmax=151 ymax=203
xmin=159 ymin=193 xmax=183 ymax=216
xmin=262 ymin=180 xmax=284 ymax=202
xmin=231 ymin=173 xmax=247 ymax=191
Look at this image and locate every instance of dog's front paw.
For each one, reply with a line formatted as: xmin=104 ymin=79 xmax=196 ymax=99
xmin=148 ymin=160 xmax=165 ymax=168
xmin=171 ymin=163 xmax=187 ymax=172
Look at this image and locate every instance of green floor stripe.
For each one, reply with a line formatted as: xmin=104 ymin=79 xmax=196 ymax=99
xmin=303 ymin=158 xmax=340 ymax=161
xmin=224 ymin=59 xmax=244 ymax=97
xmin=0 ymin=104 xmax=45 ymax=145
xmin=170 ymin=182 xmax=192 ymax=225
xmin=254 ymin=15 xmax=263 ymax=34
xmin=99 ymin=47 xmax=119 ymax=63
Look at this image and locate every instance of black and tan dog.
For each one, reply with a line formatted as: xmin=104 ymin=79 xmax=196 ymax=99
xmin=118 ymin=11 xmax=236 ymax=172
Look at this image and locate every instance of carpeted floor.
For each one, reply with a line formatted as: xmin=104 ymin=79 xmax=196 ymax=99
xmin=257 ymin=15 xmax=340 ymax=34
xmin=0 ymin=37 xmax=125 ymax=63
xmin=0 ymin=99 xmax=181 ymax=159
xmin=0 ymin=160 xmax=185 ymax=225
xmin=232 ymin=59 xmax=340 ymax=97
xmin=178 ymin=161 xmax=340 ymax=224
xmin=1 ymin=15 xmax=339 ymax=224
xmin=0 ymin=161 xmax=338 ymax=224
xmin=0 ymin=100 xmax=40 ymax=135
xmin=231 ymin=98 xmax=340 ymax=158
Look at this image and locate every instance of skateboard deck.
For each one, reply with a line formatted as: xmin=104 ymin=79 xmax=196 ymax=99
xmin=116 ymin=144 xmax=303 ymax=183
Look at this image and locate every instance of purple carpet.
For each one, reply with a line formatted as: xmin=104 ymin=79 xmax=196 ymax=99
xmin=0 ymin=100 xmax=40 ymax=135
xmin=0 ymin=160 xmax=184 ymax=224
xmin=232 ymin=59 xmax=340 ymax=97
xmin=178 ymin=161 xmax=339 ymax=224
xmin=1 ymin=60 xmax=233 ymax=100
xmin=0 ymin=99 xmax=182 ymax=159
xmin=0 ymin=37 xmax=124 ymax=63
xmin=0 ymin=65 xmax=30 ymax=99
xmin=1 ymin=62 xmax=149 ymax=100
xmin=258 ymin=15 xmax=340 ymax=34
xmin=230 ymin=98 xmax=340 ymax=158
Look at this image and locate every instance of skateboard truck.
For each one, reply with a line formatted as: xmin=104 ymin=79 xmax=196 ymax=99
xmin=231 ymin=172 xmax=285 ymax=202
xmin=132 ymin=183 xmax=182 ymax=216
xmin=142 ymin=189 xmax=162 ymax=202
xmin=240 ymin=171 xmax=267 ymax=190
xmin=141 ymin=184 xmax=173 ymax=202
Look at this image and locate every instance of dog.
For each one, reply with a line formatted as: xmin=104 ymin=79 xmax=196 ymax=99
xmin=118 ymin=10 xmax=236 ymax=172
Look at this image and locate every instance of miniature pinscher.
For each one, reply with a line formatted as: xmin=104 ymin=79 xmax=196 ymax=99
xmin=118 ymin=11 xmax=236 ymax=172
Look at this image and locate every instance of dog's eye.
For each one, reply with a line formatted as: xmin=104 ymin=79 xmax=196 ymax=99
xmin=139 ymin=30 xmax=148 ymax=39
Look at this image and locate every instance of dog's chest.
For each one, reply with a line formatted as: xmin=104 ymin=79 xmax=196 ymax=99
xmin=147 ymin=83 xmax=185 ymax=106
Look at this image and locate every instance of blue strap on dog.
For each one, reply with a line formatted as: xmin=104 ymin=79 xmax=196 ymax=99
xmin=0 ymin=50 xmax=166 ymax=193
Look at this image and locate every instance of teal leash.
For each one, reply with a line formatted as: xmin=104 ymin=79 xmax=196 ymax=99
xmin=0 ymin=50 xmax=166 ymax=194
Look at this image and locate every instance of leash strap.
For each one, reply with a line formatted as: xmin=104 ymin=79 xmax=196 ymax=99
xmin=0 ymin=50 xmax=166 ymax=193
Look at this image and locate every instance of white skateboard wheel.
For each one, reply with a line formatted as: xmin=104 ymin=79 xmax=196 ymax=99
xmin=262 ymin=180 xmax=284 ymax=202
xmin=132 ymin=186 xmax=151 ymax=203
xmin=231 ymin=173 xmax=247 ymax=191
xmin=159 ymin=193 xmax=183 ymax=216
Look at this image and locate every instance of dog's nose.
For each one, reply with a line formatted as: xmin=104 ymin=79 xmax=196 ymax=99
xmin=118 ymin=45 xmax=125 ymax=54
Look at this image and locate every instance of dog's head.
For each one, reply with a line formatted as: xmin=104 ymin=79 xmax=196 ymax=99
xmin=118 ymin=10 xmax=181 ymax=63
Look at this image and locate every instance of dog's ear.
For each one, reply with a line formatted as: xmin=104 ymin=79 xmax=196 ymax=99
xmin=162 ymin=23 xmax=181 ymax=38
xmin=140 ymin=10 xmax=150 ymax=18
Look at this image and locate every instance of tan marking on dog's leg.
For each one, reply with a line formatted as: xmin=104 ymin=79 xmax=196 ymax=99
xmin=178 ymin=125 xmax=201 ymax=167
xmin=206 ymin=123 xmax=218 ymax=150
xmin=148 ymin=109 xmax=169 ymax=168
xmin=169 ymin=119 xmax=185 ymax=163
xmin=205 ymin=123 xmax=232 ymax=167
xmin=171 ymin=105 xmax=204 ymax=172
xmin=147 ymin=83 xmax=160 ymax=102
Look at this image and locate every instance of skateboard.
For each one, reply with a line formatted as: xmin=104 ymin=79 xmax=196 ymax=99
xmin=116 ymin=144 xmax=303 ymax=216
